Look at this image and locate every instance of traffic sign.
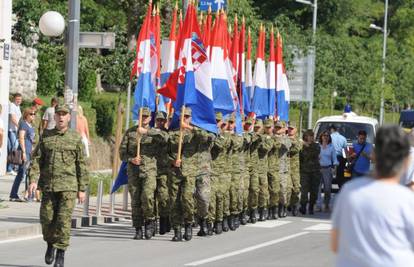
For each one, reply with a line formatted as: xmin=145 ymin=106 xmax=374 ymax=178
xmin=199 ymin=0 xmax=227 ymax=12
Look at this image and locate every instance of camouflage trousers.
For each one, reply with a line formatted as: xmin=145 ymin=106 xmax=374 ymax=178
xmin=229 ymin=173 xmax=244 ymax=215
xmin=242 ymin=173 xmax=250 ymax=211
xmin=194 ymin=174 xmax=211 ymax=219
xmin=169 ymin=167 xmax=195 ymax=227
xmin=220 ymin=173 xmax=232 ymax=217
xmin=258 ymin=171 xmax=269 ymax=208
xmin=248 ymin=172 xmax=260 ymax=210
xmin=279 ymin=171 xmax=289 ymax=205
xmin=267 ymin=171 xmax=280 ymax=207
xmin=287 ymin=171 xmax=301 ymax=207
xmin=300 ymin=171 xmax=321 ymax=205
xmin=208 ymin=175 xmax=223 ymax=222
xmin=40 ymin=191 xmax=76 ymax=250
xmin=156 ymin=172 xmax=170 ymax=218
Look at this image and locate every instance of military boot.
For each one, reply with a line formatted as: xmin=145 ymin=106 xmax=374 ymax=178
xmin=282 ymin=205 xmax=287 ymax=217
xmin=258 ymin=207 xmax=266 ymax=221
xmin=249 ymin=209 xmax=257 ymax=224
xmin=215 ymin=221 xmax=223 ymax=234
xmin=45 ymin=243 xmax=56 ymax=265
xmin=240 ymin=211 xmax=248 ymax=225
xmin=278 ymin=203 xmax=284 ymax=218
xmin=183 ymin=223 xmax=193 ymax=241
xmin=222 ymin=216 xmax=229 ymax=232
xmin=159 ymin=217 xmax=167 ymax=235
xmin=228 ymin=215 xmax=236 ymax=231
xmin=272 ymin=206 xmax=279 ymax=220
xmin=308 ymin=203 xmax=314 ymax=215
xmin=197 ymin=219 xmax=207 ymax=237
xmin=207 ymin=222 xmax=214 ymax=236
xmin=234 ymin=214 xmax=240 ymax=228
xmin=166 ymin=217 xmax=171 ymax=233
xmin=172 ymin=226 xmax=182 ymax=242
xmin=53 ymin=249 xmax=65 ymax=267
xmin=267 ymin=207 xmax=274 ymax=220
xmin=133 ymin=227 xmax=143 ymax=240
xmin=291 ymin=205 xmax=298 ymax=216
xmin=144 ymin=220 xmax=155 ymax=240
xmin=299 ymin=203 xmax=307 ymax=215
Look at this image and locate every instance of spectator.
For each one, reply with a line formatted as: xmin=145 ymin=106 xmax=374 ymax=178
xmin=331 ymin=125 xmax=414 ymax=267
xmin=7 ymin=93 xmax=22 ymax=175
xmin=330 ymin=125 xmax=347 ymax=188
xmin=9 ymin=108 xmax=36 ymax=202
xmin=401 ymin=129 xmax=414 ymax=190
xmin=76 ymin=105 xmax=90 ymax=157
xmin=349 ymin=130 xmax=373 ymax=178
xmin=42 ymin=97 xmax=58 ymax=131
xmin=319 ymin=130 xmax=339 ymax=212
xmin=0 ymin=104 xmax=4 ymax=154
xmin=31 ymin=97 xmax=44 ymax=112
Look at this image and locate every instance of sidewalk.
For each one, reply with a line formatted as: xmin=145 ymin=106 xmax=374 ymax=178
xmin=0 ymin=175 xmax=131 ymax=242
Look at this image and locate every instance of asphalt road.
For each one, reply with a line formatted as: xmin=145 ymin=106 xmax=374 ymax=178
xmin=0 ymin=213 xmax=334 ymax=267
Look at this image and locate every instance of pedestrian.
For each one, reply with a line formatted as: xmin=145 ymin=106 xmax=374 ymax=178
xmin=9 ymin=108 xmax=36 ymax=202
xmin=287 ymin=122 xmax=302 ymax=216
xmin=348 ymin=130 xmax=373 ymax=178
xmin=331 ymin=125 xmax=414 ymax=267
xmin=28 ymin=104 xmax=88 ymax=267
xmin=30 ymin=97 xmax=44 ymax=143
xmin=401 ymin=129 xmax=414 ymax=190
xmin=42 ymin=97 xmax=59 ymax=131
xmin=76 ymin=105 xmax=90 ymax=158
xmin=330 ymin=124 xmax=347 ymax=188
xmin=299 ymin=130 xmax=321 ymax=215
xmin=318 ymin=130 xmax=338 ymax=212
xmin=7 ymin=93 xmax=22 ymax=175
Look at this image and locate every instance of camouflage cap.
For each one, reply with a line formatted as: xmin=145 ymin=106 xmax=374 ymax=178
xmin=183 ymin=107 xmax=192 ymax=116
xmin=155 ymin=111 xmax=166 ymax=120
xmin=141 ymin=107 xmax=151 ymax=117
xmin=245 ymin=117 xmax=254 ymax=125
xmin=264 ymin=118 xmax=274 ymax=128
xmin=281 ymin=121 xmax=287 ymax=128
xmin=288 ymin=121 xmax=297 ymax=128
xmin=274 ymin=121 xmax=283 ymax=128
xmin=254 ymin=119 xmax=263 ymax=128
xmin=226 ymin=114 xmax=236 ymax=123
xmin=55 ymin=104 xmax=70 ymax=114
xmin=216 ymin=112 xmax=223 ymax=121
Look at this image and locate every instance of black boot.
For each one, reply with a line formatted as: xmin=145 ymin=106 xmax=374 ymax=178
xmin=45 ymin=243 xmax=55 ymax=265
xmin=166 ymin=217 xmax=171 ymax=233
xmin=271 ymin=206 xmax=279 ymax=220
xmin=53 ymin=249 xmax=64 ymax=267
xmin=299 ymin=203 xmax=307 ymax=215
xmin=222 ymin=217 xmax=229 ymax=232
xmin=267 ymin=207 xmax=274 ymax=220
xmin=282 ymin=205 xmax=287 ymax=218
xmin=278 ymin=203 xmax=283 ymax=218
xmin=197 ymin=219 xmax=207 ymax=237
xmin=207 ymin=222 xmax=214 ymax=236
xmin=229 ymin=215 xmax=236 ymax=231
xmin=258 ymin=207 xmax=266 ymax=221
xmin=184 ymin=223 xmax=193 ymax=241
xmin=159 ymin=217 xmax=167 ymax=235
xmin=308 ymin=203 xmax=314 ymax=215
xmin=240 ymin=211 xmax=248 ymax=225
xmin=249 ymin=209 xmax=257 ymax=224
xmin=133 ymin=227 xmax=143 ymax=240
xmin=172 ymin=226 xmax=182 ymax=241
xmin=291 ymin=205 xmax=298 ymax=216
xmin=234 ymin=214 xmax=240 ymax=228
xmin=215 ymin=221 xmax=223 ymax=234
xmin=144 ymin=220 xmax=155 ymax=240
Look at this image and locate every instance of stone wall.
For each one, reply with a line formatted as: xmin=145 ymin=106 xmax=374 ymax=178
xmin=9 ymin=41 xmax=38 ymax=99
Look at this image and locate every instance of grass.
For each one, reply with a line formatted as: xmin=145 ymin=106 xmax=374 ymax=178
xmin=88 ymin=173 xmax=124 ymax=196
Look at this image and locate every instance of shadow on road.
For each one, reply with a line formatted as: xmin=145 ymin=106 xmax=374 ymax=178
xmin=0 ymin=216 xmax=39 ymax=224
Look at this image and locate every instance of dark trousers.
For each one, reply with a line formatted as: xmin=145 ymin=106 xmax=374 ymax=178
xmin=336 ymin=156 xmax=346 ymax=189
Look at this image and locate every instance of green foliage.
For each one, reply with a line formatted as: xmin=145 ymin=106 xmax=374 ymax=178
xmin=92 ymin=95 xmax=117 ymax=138
xmin=36 ymin=43 xmax=65 ymax=96
xmin=88 ymin=173 xmax=116 ymax=196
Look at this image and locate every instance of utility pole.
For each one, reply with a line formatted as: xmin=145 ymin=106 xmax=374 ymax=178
xmin=379 ymin=0 xmax=388 ymax=125
xmin=308 ymin=0 xmax=317 ymax=129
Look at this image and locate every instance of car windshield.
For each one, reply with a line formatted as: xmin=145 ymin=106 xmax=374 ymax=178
xmin=315 ymin=122 xmax=375 ymax=144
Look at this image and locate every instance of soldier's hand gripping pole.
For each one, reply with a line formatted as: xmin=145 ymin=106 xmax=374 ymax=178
xmin=177 ymin=105 xmax=186 ymax=161
xmin=136 ymin=107 xmax=143 ymax=157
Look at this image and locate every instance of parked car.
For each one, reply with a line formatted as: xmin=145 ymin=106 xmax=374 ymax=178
xmin=399 ymin=110 xmax=414 ymax=132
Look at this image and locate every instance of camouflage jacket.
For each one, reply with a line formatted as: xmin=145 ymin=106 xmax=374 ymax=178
xmin=29 ymin=128 xmax=88 ymax=192
xmin=193 ymin=127 xmax=215 ymax=177
xmin=154 ymin=128 xmax=170 ymax=174
xmin=249 ymin=133 xmax=262 ymax=173
xmin=257 ymin=134 xmax=273 ymax=175
xmin=268 ymin=135 xmax=283 ymax=173
xmin=230 ymin=134 xmax=245 ymax=177
xmin=211 ymin=130 xmax=232 ymax=177
xmin=278 ymin=135 xmax=292 ymax=173
xmin=300 ymin=142 xmax=321 ymax=173
xmin=242 ymin=133 xmax=252 ymax=173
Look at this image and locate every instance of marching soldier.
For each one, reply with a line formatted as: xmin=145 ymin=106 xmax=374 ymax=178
xmin=240 ymin=118 xmax=253 ymax=225
xmin=287 ymin=122 xmax=302 ymax=216
xmin=248 ymin=119 xmax=263 ymax=223
xmin=28 ymin=104 xmax=88 ymax=267
xmin=277 ymin=121 xmax=292 ymax=218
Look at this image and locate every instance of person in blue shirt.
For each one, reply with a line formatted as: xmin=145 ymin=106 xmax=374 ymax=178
xmin=401 ymin=129 xmax=414 ymax=190
xmin=331 ymin=125 xmax=414 ymax=267
xmin=350 ymin=130 xmax=373 ymax=178
xmin=319 ymin=130 xmax=338 ymax=212
xmin=330 ymin=125 xmax=347 ymax=188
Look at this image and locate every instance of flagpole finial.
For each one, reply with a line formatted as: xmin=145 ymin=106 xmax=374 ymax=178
xmin=152 ymin=5 xmax=156 ymax=16
xmin=175 ymin=1 xmax=178 ymax=10
xmin=242 ymin=16 xmax=245 ymax=24
xmin=271 ymin=25 xmax=274 ymax=33
xmin=156 ymin=4 xmax=160 ymax=14
xmin=208 ymin=5 xmax=212 ymax=14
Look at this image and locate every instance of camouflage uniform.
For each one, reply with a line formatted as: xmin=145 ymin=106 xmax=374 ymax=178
xmin=220 ymin=131 xmax=233 ymax=220
xmin=119 ymin=122 xmax=168 ymax=228
xmin=268 ymin=135 xmax=282 ymax=209
xmin=278 ymin=134 xmax=292 ymax=205
xmin=299 ymin=142 xmax=321 ymax=206
xmin=241 ymin=132 xmax=252 ymax=214
xmin=229 ymin=134 xmax=245 ymax=216
xmin=248 ymin=132 xmax=261 ymax=211
xmin=287 ymin=137 xmax=302 ymax=207
xmin=30 ymin=127 xmax=88 ymax=251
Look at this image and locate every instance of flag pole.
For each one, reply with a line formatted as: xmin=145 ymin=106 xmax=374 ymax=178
xmin=136 ymin=107 xmax=143 ymax=157
xmin=177 ymin=105 xmax=186 ymax=161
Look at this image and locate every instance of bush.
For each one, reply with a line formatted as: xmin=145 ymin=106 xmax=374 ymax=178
xmin=92 ymin=95 xmax=117 ymax=138
xmin=88 ymin=173 xmax=116 ymax=196
xmin=78 ymin=68 xmax=97 ymax=102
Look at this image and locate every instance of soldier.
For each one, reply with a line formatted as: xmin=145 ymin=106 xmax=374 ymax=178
xmin=277 ymin=121 xmax=292 ymax=218
xmin=154 ymin=111 xmax=171 ymax=235
xmin=287 ymin=122 xmax=302 ymax=216
xmin=248 ymin=119 xmax=262 ymax=223
xmin=119 ymin=107 xmax=167 ymax=240
xmin=28 ymin=105 xmax=88 ymax=267
xmin=240 ymin=118 xmax=253 ymax=225
xmin=299 ymin=130 xmax=321 ymax=215
xmin=267 ymin=120 xmax=283 ymax=219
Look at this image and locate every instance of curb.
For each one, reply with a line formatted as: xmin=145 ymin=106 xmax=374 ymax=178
xmin=0 ymin=223 xmax=42 ymax=242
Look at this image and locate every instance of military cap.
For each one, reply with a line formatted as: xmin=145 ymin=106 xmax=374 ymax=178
xmin=226 ymin=114 xmax=236 ymax=123
xmin=141 ymin=107 xmax=151 ymax=117
xmin=183 ymin=107 xmax=192 ymax=116
xmin=274 ymin=121 xmax=283 ymax=128
xmin=216 ymin=112 xmax=223 ymax=121
xmin=155 ymin=111 xmax=167 ymax=120
xmin=288 ymin=121 xmax=297 ymax=128
xmin=281 ymin=121 xmax=287 ymax=127
xmin=55 ymin=104 xmax=70 ymax=114
xmin=254 ymin=119 xmax=263 ymax=128
xmin=245 ymin=117 xmax=254 ymax=125
xmin=264 ymin=118 xmax=274 ymax=128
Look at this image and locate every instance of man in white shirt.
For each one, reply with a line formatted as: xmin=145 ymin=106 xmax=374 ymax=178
xmin=7 ymin=93 xmax=22 ymax=174
xmin=42 ymin=97 xmax=58 ymax=131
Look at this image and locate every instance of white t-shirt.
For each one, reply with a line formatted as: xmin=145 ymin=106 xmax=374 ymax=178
xmin=0 ymin=117 xmax=3 ymax=131
xmin=8 ymin=102 xmax=21 ymax=132
xmin=42 ymin=107 xmax=56 ymax=130
xmin=401 ymin=147 xmax=414 ymax=186
xmin=332 ymin=177 xmax=414 ymax=267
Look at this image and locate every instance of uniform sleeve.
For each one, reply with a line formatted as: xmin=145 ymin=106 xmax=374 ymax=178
xmin=168 ymin=132 xmax=178 ymax=162
xmin=29 ymin=141 xmax=42 ymax=184
xmin=119 ymin=130 xmax=130 ymax=162
xmin=76 ymin=138 xmax=89 ymax=192
xmin=147 ymin=128 xmax=169 ymax=144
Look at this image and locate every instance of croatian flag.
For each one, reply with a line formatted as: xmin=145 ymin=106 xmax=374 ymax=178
xmin=245 ymin=28 xmax=253 ymax=110
xmin=238 ymin=18 xmax=250 ymax=115
xmin=159 ymin=3 xmax=217 ymax=133
xmin=276 ymin=33 xmax=290 ymax=121
xmin=266 ymin=28 xmax=276 ymax=118
xmin=251 ymin=26 xmax=271 ymax=118
xmin=130 ymin=2 xmax=157 ymax=119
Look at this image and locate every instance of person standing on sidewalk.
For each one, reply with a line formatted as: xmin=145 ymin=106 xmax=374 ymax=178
xmin=330 ymin=125 xmax=347 ymax=188
xmin=7 ymin=93 xmax=22 ymax=175
xmin=28 ymin=105 xmax=88 ymax=267
xmin=42 ymin=97 xmax=58 ymax=131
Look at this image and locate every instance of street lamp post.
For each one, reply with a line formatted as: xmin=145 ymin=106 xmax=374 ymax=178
xmin=296 ymin=0 xmax=317 ymax=129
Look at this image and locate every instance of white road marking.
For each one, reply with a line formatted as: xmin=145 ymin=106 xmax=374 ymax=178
xmin=304 ymin=223 xmax=332 ymax=231
xmin=302 ymin=219 xmax=331 ymax=224
xmin=0 ymin=235 xmax=42 ymax=245
xmin=245 ymin=220 xmax=292 ymax=228
xmin=184 ymin=232 xmax=310 ymax=266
